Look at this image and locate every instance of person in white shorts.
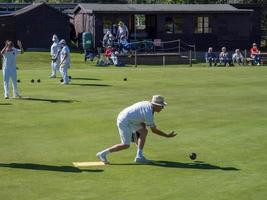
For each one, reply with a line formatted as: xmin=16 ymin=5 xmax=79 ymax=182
xmin=96 ymin=95 xmax=177 ymax=164
xmin=1 ymin=40 xmax=24 ymax=99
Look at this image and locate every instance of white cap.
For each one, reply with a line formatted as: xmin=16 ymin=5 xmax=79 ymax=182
xmin=52 ymin=34 xmax=58 ymax=42
xmin=151 ymin=95 xmax=167 ymax=107
xmin=59 ymin=39 xmax=66 ymax=45
xmin=59 ymin=39 xmax=66 ymax=44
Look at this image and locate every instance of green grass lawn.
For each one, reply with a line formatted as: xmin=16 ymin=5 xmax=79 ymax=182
xmin=0 ymin=52 xmax=267 ymax=200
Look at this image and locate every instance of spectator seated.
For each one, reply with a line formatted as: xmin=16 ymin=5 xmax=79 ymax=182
xmin=205 ymin=47 xmax=217 ymax=67
xmin=232 ymin=49 xmax=244 ymax=66
xmin=219 ymin=47 xmax=233 ymax=66
xmin=249 ymin=43 xmax=262 ymax=65
xmin=102 ymin=46 xmax=124 ymax=66
xmin=84 ymin=49 xmax=95 ymax=62
xmin=96 ymin=54 xmax=109 ymax=66
xmin=119 ymin=38 xmax=132 ymax=53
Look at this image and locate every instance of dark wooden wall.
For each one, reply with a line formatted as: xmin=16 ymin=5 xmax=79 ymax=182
xmin=0 ymin=16 xmax=16 ymax=48
xmin=15 ymin=5 xmax=70 ymax=49
xmin=0 ymin=4 xmax=70 ymax=49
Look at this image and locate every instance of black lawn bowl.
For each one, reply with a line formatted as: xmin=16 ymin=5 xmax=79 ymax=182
xmin=37 ymin=79 xmax=41 ymax=83
xmin=123 ymin=78 xmax=127 ymax=81
xmin=17 ymin=79 xmax=20 ymax=83
xmin=31 ymin=79 xmax=34 ymax=83
xmin=189 ymin=153 xmax=197 ymax=160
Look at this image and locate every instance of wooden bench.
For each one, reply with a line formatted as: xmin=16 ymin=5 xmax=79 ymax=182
xmin=246 ymin=52 xmax=267 ymax=66
xmin=245 ymin=57 xmax=254 ymax=65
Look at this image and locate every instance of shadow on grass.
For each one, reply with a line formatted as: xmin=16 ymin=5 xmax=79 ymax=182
xmin=19 ymin=97 xmax=79 ymax=103
xmin=71 ymin=77 xmax=102 ymax=81
xmin=112 ymin=160 xmax=239 ymax=171
xmin=0 ymin=163 xmax=103 ymax=173
xmin=70 ymin=83 xmax=111 ymax=87
xmin=0 ymin=103 xmax=12 ymax=105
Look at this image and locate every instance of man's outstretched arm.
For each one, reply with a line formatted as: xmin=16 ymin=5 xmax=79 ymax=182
xmin=150 ymin=127 xmax=176 ymax=138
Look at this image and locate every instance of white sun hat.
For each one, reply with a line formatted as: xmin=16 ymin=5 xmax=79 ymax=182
xmin=151 ymin=95 xmax=167 ymax=106
xmin=59 ymin=39 xmax=66 ymax=45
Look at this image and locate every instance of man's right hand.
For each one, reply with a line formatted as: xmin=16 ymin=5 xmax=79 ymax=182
xmin=167 ymin=131 xmax=177 ymax=138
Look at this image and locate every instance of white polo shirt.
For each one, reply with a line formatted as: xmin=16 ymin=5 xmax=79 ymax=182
xmin=50 ymin=42 xmax=60 ymax=59
xmin=117 ymin=25 xmax=129 ymax=39
xmin=118 ymin=101 xmax=155 ymax=128
xmin=60 ymin=45 xmax=70 ymax=65
xmin=2 ymin=48 xmax=21 ymax=69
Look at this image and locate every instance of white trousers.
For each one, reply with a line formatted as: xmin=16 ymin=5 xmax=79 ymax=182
xmin=59 ymin=64 xmax=69 ymax=84
xmin=51 ymin=60 xmax=60 ymax=77
xmin=110 ymin=54 xmax=118 ymax=65
xmin=2 ymin=67 xmax=19 ymax=97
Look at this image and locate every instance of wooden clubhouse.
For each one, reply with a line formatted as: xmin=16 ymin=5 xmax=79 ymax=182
xmin=73 ymin=3 xmax=256 ymax=52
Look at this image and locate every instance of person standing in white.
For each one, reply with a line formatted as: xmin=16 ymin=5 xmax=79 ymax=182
xmin=1 ymin=40 xmax=24 ymax=99
xmin=59 ymin=39 xmax=70 ymax=85
xmin=116 ymin=21 xmax=129 ymax=43
xmin=97 ymin=95 xmax=177 ymax=164
xmin=50 ymin=34 xmax=60 ymax=78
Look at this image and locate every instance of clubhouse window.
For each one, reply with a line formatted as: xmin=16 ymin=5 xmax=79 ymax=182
xmin=195 ymin=16 xmax=212 ymax=34
xmin=135 ymin=14 xmax=146 ymax=30
xmin=165 ymin=16 xmax=183 ymax=34
xmin=103 ymin=17 xmax=112 ymax=34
